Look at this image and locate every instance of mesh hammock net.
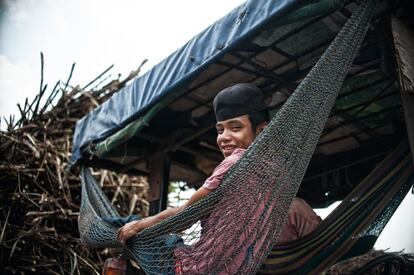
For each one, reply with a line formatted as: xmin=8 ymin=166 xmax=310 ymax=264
xmin=78 ymin=0 xmax=377 ymax=273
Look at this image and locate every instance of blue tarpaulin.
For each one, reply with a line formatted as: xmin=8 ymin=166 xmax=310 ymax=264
xmin=70 ymin=0 xmax=301 ymax=166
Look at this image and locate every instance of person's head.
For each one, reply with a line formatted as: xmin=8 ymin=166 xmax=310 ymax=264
xmin=213 ymin=83 xmax=269 ymax=157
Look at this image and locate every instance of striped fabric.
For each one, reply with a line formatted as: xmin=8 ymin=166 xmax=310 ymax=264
xmin=259 ymin=141 xmax=414 ymax=274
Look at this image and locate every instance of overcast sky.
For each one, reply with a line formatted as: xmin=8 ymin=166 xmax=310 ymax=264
xmin=0 ymin=0 xmax=245 ymax=122
xmin=1 ymin=0 xmax=413 ymax=253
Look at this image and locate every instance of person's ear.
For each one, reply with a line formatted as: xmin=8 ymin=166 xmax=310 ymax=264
xmin=255 ymin=122 xmax=268 ymax=135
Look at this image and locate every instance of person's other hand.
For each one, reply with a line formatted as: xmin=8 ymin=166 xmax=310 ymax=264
xmin=117 ymin=219 xmax=146 ymax=244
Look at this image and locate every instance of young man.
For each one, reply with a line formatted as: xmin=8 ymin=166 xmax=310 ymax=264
xmin=117 ymin=83 xmax=321 ymax=266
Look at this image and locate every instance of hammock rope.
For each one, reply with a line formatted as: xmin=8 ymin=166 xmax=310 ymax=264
xmin=77 ymin=1 xmax=388 ymax=274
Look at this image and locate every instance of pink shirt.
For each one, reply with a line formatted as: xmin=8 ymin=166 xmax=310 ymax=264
xmin=202 ymin=148 xmax=246 ymax=190
xmin=175 ymin=149 xmax=321 ymax=274
xmin=203 ymin=148 xmax=321 ymax=243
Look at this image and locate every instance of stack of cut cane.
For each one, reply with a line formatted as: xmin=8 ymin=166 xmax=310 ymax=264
xmin=0 ymin=58 xmax=148 ymax=274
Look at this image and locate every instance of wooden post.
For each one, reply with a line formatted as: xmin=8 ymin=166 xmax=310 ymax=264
xmin=391 ymin=17 xmax=414 ymax=163
xmin=148 ymin=153 xmax=171 ymax=215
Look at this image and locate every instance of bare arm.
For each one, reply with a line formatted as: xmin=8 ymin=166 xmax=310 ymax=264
xmin=117 ymin=186 xmax=212 ymax=243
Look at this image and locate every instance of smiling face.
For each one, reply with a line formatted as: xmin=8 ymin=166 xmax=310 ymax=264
xmin=216 ymin=115 xmax=257 ymax=157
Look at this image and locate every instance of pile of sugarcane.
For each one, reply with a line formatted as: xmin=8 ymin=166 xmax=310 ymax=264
xmin=0 ymin=57 xmax=149 ymax=274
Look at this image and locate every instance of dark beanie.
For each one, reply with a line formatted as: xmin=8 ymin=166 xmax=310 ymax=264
xmin=213 ymin=83 xmax=267 ymax=122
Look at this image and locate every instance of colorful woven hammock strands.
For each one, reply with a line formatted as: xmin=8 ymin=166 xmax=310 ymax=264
xmin=75 ymin=1 xmax=411 ymax=274
xmin=258 ymin=141 xmax=413 ymax=274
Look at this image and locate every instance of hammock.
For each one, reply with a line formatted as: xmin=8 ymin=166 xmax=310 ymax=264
xmin=77 ymin=0 xmax=387 ymax=273
xmin=258 ymin=140 xmax=414 ymax=274
xmin=79 ymin=141 xmax=413 ymax=274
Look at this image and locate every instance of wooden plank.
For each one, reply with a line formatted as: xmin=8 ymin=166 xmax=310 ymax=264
xmin=400 ymin=92 xmax=414 ymax=163
xmin=391 ymin=17 xmax=414 ymax=94
xmin=391 ymin=17 xmax=414 ymax=163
